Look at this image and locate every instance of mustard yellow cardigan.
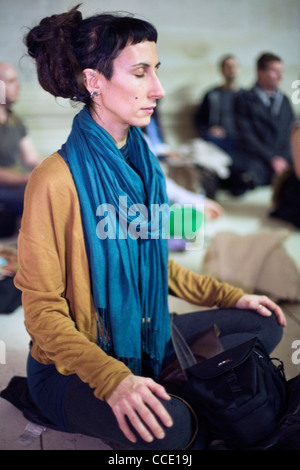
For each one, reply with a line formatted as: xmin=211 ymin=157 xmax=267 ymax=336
xmin=15 ymin=153 xmax=244 ymax=401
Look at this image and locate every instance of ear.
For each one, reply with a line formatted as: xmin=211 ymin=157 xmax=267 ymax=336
xmin=257 ymin=69 xmax=263 ymax=81
xmin=83 ymin=68 xmax=102 ymax=95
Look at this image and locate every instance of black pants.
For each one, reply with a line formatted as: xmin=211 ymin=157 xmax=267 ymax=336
xmin=0 ymin=185 xmax=26 ymax=215
xmin=27 ymin=308 xmax=283 ymax=450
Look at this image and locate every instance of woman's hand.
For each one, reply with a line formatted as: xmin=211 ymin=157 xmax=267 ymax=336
xmin=205 ymin=198 xmax=224 ymax=220
xmin=106 ymin=374 xmax=173 ymax=444
xmin=235 ymin=294 xmax=287 ymax=327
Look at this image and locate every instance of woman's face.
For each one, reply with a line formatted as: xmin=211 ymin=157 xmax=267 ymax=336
xmin=87 ymin=41 xmax=165 ymax=144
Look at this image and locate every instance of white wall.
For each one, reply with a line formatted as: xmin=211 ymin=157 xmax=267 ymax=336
xmin=1 ymin=0 xmax=300 ymax=155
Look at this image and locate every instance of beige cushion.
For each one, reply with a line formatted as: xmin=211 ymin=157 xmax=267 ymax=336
xmin=201 ymin=230 xmax=300 ymax=301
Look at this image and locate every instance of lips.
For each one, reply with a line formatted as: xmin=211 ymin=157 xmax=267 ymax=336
xmin=141 ymin=107 xmax=155 ymax=114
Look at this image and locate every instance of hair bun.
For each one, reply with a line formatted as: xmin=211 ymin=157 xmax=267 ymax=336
xmin=24 ymin=4 xmax=86 ymax=101
xmin=26 ymin=4 xmax=82 ymax=59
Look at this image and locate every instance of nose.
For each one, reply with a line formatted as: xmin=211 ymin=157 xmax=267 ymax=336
xmin=150 ymin=74 xmax=165 ymax=100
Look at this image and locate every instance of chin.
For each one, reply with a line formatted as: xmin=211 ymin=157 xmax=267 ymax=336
xmin=135 ymin=116 xmax=152 ymax=128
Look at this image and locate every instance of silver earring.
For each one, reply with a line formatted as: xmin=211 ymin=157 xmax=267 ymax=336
xmin=83 ymin=71 xmax=96 ymax=82
xmin=90 ymin=90 xmax=98 ymax=98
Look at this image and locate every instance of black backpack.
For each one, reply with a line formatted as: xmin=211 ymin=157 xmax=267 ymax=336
xmin=169 ymin=323 xmax=287 ymax=449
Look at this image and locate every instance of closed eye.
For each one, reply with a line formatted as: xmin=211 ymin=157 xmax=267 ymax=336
xmin=132 ymin=61 xmax=161 ymax=79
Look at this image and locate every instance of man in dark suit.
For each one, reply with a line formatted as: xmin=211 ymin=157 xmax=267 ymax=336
xmin=229 ymin=52 xmax=294 ymax=193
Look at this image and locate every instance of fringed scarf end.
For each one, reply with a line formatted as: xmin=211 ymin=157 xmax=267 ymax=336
xmin=96 ymin=307 xmax=112 ymax=352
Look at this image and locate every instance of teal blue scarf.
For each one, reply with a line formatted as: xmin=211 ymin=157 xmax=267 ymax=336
xmin=61 ymin=106 xmax=171 ymax=377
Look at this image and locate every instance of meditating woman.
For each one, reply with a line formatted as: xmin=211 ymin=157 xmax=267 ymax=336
xmin=15 ymin=5 xmax=286 ymax=450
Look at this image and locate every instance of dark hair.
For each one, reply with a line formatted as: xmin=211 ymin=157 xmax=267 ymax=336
xmin=257 ymin=52 xmax=282 ymax=70
xmin=24 ymin=4 xmax=158 ymax=104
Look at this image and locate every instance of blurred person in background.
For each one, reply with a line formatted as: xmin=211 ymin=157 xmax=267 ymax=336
xmin=194 ymin=55 xmax=242 ymax=155
xmin=232 ymin=53 xmax=294 ymax=194
xmin=0 ymin=62 xmax=40 ymax=235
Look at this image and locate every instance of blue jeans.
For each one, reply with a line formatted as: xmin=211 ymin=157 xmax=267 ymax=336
xmin=27 ymin=308 xmax=283 ymax=450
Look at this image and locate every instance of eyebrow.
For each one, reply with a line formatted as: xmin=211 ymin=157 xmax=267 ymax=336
xmin=131 ymin=61 xmax=161 ymax=69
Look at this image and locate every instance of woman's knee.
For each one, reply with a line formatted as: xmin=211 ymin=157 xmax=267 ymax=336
xmin=220 ymin=308 xmax=284 ymax=353
xmin=135 ymin=394 xmax=202 ymax=450
xmin=259 ymin=311 xmax=283 ymax=353
xmin=64 ymin=376 xmax=203 ymax=450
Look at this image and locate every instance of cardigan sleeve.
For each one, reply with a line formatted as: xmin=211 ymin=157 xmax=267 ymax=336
xmin=14 ymin=154 xmax=132 ymax=401
xmin=168 ymin=259 xmax=245 ymax=308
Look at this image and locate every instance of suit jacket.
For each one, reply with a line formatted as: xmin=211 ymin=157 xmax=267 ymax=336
xmin=234 ymin=85 xmax=294 ymax=165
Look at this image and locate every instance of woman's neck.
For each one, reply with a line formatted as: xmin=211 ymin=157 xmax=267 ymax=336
xmin=89 ymin=105 xmax=129 ymax=149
